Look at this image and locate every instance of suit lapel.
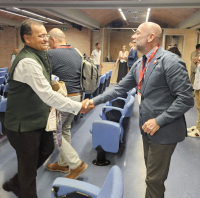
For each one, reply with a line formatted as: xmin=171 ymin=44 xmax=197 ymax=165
xmin=140 ymin=46 xmax=164 ymax=95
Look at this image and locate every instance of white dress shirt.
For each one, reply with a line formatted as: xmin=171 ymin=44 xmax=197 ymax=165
xmin=13 ymin=58 xmax=82 ymax=115
xmin=91 ymin=49 xmax=101 ymax=65
xmin=193 ymin=63 xmax=200 ymax=90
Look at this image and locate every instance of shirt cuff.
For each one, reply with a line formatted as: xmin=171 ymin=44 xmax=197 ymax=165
xmin=71 ymin=101 xmax=82 ymax=115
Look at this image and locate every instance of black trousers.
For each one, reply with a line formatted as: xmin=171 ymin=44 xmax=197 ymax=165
xmin=142 ymin=135 xmax=177 ymax=198
xmin=6 ymin=128 xmax=54 ymax=198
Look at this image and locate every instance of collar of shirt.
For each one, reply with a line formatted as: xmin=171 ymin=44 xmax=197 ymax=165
xmin=145 ymin=46 xmax=156 ymax=62
xmin=95 ymin=49 xmax=100 ymax=53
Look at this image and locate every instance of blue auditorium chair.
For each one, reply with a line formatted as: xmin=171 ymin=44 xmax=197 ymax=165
xmin=103 ymin=72 xmax=109 ymax=92
xmin=51 ymin=165 xmax=123 ymax=198
xmin=0 ymin=71 xmax=6 ymax=77
xmin=0 ymin=67 xmax=8 ymax=72
xmin=0 ymin=76 xmax=5 ymax=85
xmin=107 ymin=69 xmax=112 ymax=87
xmin=105 ymin=87 xmax=137 ymax=108
xmin=99 ymin=74 xmax=106 ymax=94
xmin=90 ymin=95 xmax=134 ymax=165
xmin=0 ymin=96 xmax=7 ymax=135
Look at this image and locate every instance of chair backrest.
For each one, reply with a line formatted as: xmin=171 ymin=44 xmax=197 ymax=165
xmin=109 ymin=69 xmax=112 ymax=77
xmin=0 ymin=96 xmax=7 ymax=112
xmin=0 ymin=72 xmax=6 ymax=78
xmin=127 ymin=87 xmax=137 ymax=97
xmin=97 ymin=165 xmax=123 ymax=198
xmin=105 ymin=72 xmax=109 ymax=80
xmin=122 ymin=95 xmax=135 ymax=118
xmin=0 ymin=67 xmax=8 ymax=72
xmin=0 ymin=76 xmax=5 ymax=85
xmin=100 ymin=74 xmax=106 ymax=84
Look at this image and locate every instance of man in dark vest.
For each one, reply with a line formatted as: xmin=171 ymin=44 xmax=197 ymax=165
xmin=2 ymin=19 xmax=91 ymax=198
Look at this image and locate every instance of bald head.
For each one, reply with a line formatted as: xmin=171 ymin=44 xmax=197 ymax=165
xmin=139 ymin=22 xmax=162 ymax=43
xmin=48 ymin=28 xmax=66 ymax=49
xmin=132 ymin=22 xmax=162 ymax=55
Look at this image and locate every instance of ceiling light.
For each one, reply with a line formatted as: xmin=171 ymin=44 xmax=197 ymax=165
xmin=46 ymin=18 xmax=63 ymax=24
xmin=146 ymin=8 xmax=151 ymax=22
xmin=29 ymin=17 xmax=47 ymax=23
xmin=12 ymin=7 xmax=63 ymax=24
xmin=118 ymin=8 xmax=127 ymax=21
xmin=0 ymin=9 xmax=27 ymax=18
xmin=21 ymin=10 xmax=46 ymax=19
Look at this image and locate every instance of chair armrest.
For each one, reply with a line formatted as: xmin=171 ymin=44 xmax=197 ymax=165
xmin=51 ymin=177 xmax=100 ymax=198
xmin=111 ymin=97 xmax=126 ymax=103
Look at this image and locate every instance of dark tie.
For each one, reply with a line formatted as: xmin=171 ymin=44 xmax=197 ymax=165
xmin=142 ymin=55 xmax=147 ymax=70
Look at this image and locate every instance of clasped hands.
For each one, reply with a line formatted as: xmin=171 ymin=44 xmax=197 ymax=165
xmin=80 ymin=99 xmax=95 ymax=114
xmin=142 ymin=118 xmax=160 ymax=136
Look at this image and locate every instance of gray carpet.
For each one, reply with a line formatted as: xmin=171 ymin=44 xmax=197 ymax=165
xmin=0 ymin=88 xmax=199 ymax=198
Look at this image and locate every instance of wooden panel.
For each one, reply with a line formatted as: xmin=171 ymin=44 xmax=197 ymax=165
xmin=183 ymin=29 xmax=198 ymax=75
xmin=164 ymin=29 xmax=185 ymax=35
xmin=102 ymin=62 xmax=118 ymax=84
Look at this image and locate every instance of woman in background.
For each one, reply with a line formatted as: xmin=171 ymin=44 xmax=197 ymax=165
xmin=168 ymin=46 xmax=181 ymax=57
xmin=115 ymin=45 xmax=129 ymax=83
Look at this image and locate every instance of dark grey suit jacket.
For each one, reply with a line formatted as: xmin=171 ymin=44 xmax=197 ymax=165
xmin=93 ymin=46 xmax=194 ymax=144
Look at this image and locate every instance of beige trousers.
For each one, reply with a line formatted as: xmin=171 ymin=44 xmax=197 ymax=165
xmin=195 ymin=90 xmax=200 ymax=131
xmin=53 ymin=95 xmax=82 ymax=170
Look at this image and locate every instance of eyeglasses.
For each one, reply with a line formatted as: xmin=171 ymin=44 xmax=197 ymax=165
xmin=37 ymin=34 xmax=50 ymax=39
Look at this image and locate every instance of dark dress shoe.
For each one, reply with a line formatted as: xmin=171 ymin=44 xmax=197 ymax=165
xmin=2 ymin=180 xmax=21 ymax=197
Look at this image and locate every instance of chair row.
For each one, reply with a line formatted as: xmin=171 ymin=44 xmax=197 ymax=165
xmin=90 ymin=88 xmax=136 ymax=166
xmin=83 ymin=69 xmax=113 ymax=100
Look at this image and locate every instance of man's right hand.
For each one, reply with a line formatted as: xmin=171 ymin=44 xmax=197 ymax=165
xmin=80 ymin=99 xmax=95 ymax=114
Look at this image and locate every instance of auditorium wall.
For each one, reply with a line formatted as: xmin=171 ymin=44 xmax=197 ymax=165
xmin=0 ymin=26 xmax=18 ymax=69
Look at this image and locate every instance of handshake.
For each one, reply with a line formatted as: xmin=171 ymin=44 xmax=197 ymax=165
xmin=80 ymin=99 xmax=95 ymax=114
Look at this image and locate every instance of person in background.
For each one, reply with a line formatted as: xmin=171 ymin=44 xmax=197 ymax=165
xmin=168 ymin=46 xmax=181 ymax=57
xmin=47 ymin=28 xmax=88 ymax=179
xmin=91 ymin=43 xmax=102 ymax=71
xmin=2 ymin=19 xmax=92 ymax=198
xmin=190 ymin=44 xmax=200 ymax=86
xmin=114 ymin=45 xmax=129 ymax=83
xmin=86 ymin=22 xmax=194 ymax=198
xmin=188 ymin=55 xmax=200 ymax=137
xmin=11 ymin=48 xmax=18 ymax=66
xmin=128 ymin=41 xmax=137 ymax=70
xmin=167 ymin=44 xmax=171 ymax=50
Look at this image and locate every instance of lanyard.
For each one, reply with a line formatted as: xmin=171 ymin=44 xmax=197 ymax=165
xmin=57 ymin=45 xmax=72 ymax=49
xmin=138 ymin=45 xmax=159 ymax=91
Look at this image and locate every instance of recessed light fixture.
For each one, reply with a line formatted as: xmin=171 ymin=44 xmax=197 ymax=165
xmin=13 ymin=7 xmax=63 ymax=24
xmin=146 ymin=8 xmax=151 ymax=22
xmin=118 ymin=8 xmax=127 ymax=21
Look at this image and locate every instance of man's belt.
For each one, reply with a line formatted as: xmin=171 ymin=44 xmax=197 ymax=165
xmin=67 ymin=92 xmax=81 ymax=97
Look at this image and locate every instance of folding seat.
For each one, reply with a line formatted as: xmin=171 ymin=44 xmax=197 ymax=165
xmin=90 ymin=95 xmax=134 ymax=166
xmin=51 ymin=165 xmax=123 ymax=198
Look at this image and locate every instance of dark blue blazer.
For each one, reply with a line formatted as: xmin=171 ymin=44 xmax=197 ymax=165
xmin=128 ymin=48 xmax=137 ymax=68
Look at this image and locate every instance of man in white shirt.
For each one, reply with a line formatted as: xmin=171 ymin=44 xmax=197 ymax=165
xmin=2 ymin=19 xmax=92 ymax=198
xmin=91 ymin=43 xmax=102 ymax=71
xmin=11 ymin=48 xmax=18 ymax=66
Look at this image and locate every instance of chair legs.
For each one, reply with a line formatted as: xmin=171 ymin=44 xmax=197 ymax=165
xmin=92 ymin=146 xmax=110 ymax=166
